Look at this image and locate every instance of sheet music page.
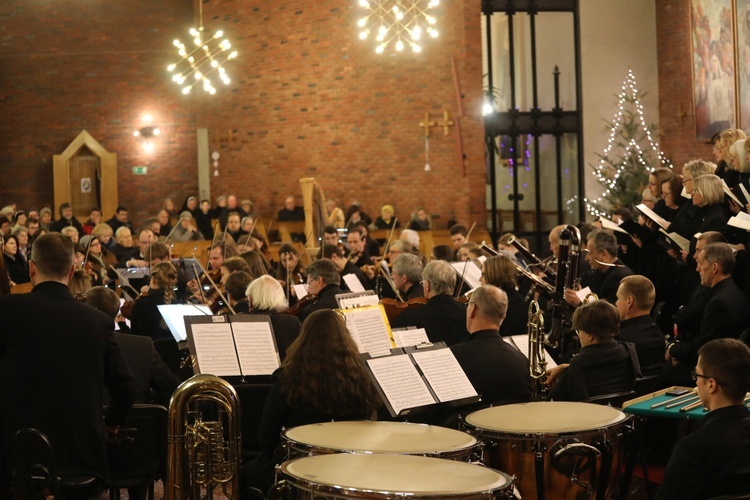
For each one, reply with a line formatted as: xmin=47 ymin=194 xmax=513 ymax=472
xmin=293 ymin=284 xmax=308 ymax=300
xmin=575 ymin=286 xmax=593 ymax=303
xmin=190 ymin=322 xmax=242 ymax=376
xmin=367 ymin=355 xmax=436 ymax=415
xmin=338 ymin=294 xmax=380 ymax=309
xmin=505 ymin=335 xmax=557 ymax=369
xmin=741 ymin=184 xmax=750 ymax=204
xmin=658 ymin=229 xmax=691 ymax=253
xmin=450 ymin=261 xmax=482 ymax=289
xmin=342 ymin=273 xmax=366 ymax=292
xmin=231 ymin=320 xmax=280 ymax=376
xmin=344 ymin=306 xmax=394 ymax=357
xmin=635 ymin=204 xmax=669 ymax=230
xmin=681 ymin=186 xmax=691 ymax=199
xmin=392 ymin=328 xmax=430 ymax=348
xmin=411 ymin=348 xmax=477 ymax=402
xmin=722 ymin=179 xmax=743 ymax=206
xmin=728 ymin=215 xmax=750 ymax=231
xmin=600 ymin=218 xmax=629 ymax=234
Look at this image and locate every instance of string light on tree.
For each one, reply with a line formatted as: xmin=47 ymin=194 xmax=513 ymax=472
xmin=571 ymin=68 xmax=672 ymax=217
xmin=357 ymin=0 xmax=440 ymax=54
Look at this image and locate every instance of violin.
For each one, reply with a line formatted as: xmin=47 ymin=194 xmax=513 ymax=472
xmin=282 ymin=292 xmax=318 ymax=317
xmin=119 ymin=288 xmax=150 ymax=320
xmin=379 ymin=297 xmax=428 ymax=323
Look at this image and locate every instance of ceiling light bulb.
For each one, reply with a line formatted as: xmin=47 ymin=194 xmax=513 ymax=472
xmin=133 ymin=131 xmax=140 ymax=137
xmin=153 ymin=128 xmax=160 ymax=136
xmin=167 ymin=64 xmax=176 ymax=71
xmin=396 ymin=40 xmax=404 ymax=51
xmin=182 ymin=87 xmax=191 ymax=95
xmin=358 ymin=18 xmax=367 ymax=27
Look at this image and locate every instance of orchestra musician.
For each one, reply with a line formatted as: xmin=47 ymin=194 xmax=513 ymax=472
xmin=346 ymin=225 xmax=374 ymax=267
xmin=391 ymin=260 xmax=470 ymax=346
xmin=223 ymin=270 xmax=253 ymax=314
xmin=480 ymin=254 xmax=527 ymax=337
xmin=322 ymin=244 xmax=373 ymax=292
xmin=390 ymin=253 xmax=424 ymax=300
xmin=245 ymin=274 xmax=301 ymax=361
xmin=449 ymin=224 xmax=468 ymax=249
xmin=298 ymin=259 xmax=345 ymax=323
xmin=129 ymin=261 xmax=179 ymax=341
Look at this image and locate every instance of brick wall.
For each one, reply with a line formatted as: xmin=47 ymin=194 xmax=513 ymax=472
xmin=0 ymin=0 xmax=485 ymax=229
xmin=656 ymin=0 xmax=713 ymax=168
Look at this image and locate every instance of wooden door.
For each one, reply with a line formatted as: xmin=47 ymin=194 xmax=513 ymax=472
xmin=69 ymin=154 xmax=100 ymax=220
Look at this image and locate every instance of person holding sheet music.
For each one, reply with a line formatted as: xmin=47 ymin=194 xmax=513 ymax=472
xmin=129 ymin=261 xmax=179 ymax=341
xmin=391 ymin=260 xmax=470 ymax=346
xmin=691 ymin=174 xmax=732 ymax=240
xmin=451 ymin=286 xmax=531 ymax=405
xmin=298 ymin=258 xmax=345 ymax=323
xmin=240 ymin=309 xmax=381 ymax=495
xmin=656 ymin=339 xmax=750 ymax=499
xmin=246 ymin=275 xmax=301 ymax=361
xmin=480 ymin=254 xmax=527 ymax=337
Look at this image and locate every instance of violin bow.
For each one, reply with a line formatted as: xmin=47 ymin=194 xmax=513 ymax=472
xmin=82 ymin=236 xmax=93 ymax=270
xmin=163 ymin=215 xmax=185 ymax=245
xmin=242 ymin=219 xmax=259 ymax=253
xmin=108 ymin=265 xmax=141 ymax=299
xmin=454 ymin=221 xmax=477 ymax=298
xmin=191 ymin=262 xmax=206 ymax=303
xmin=191 ymin=253 xmax=236 ymax=315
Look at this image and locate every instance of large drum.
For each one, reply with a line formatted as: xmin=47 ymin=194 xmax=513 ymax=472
xmin=281 ymin=421 xmax=481 ymax=461
xmin=272 ymin=453 xmax=515 ymax=499
xmin=463 ymin=402 xmax=631 ymax=500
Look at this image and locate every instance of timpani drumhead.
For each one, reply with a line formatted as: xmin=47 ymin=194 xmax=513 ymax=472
xmin=282 ymin=454 xmax=511 ymax=494
xmin=283 ymin=421 xmax=477 ymax=454
xmin=465 ymin=402 xmax=627 ymax=434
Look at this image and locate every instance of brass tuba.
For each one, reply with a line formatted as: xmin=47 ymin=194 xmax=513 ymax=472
xmin=166 ymin=374 xmax=242 ymax=500
xmin=527 ymin=300 xmax=547 ymax=400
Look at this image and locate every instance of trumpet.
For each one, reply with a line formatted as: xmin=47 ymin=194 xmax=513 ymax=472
xmin=507 ymin=235 xmax=557 ymax=278
xmin=527 ymin=300 xmax=547 ymax=400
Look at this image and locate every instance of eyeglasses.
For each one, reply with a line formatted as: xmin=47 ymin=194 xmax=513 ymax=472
xmin=691 ymin=370 xmax=712 ymax=382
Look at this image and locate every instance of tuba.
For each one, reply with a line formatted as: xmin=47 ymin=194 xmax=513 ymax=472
xmin=527 ymin=300 xmax=547 ymax=400
xmin=166 ymin=374 xmax=242 ymax=500
xmin=545 ymin=225 xmax=581 ymax=353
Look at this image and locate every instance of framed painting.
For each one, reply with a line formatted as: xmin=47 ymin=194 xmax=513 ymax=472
xmin=691 ymin=0 xmax=736 ymax=139
xmin=737 ymin=0 xmax=750 ymax=129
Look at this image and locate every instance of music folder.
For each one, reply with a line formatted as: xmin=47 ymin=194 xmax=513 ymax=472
xmin=361 ymin=342 xmax=480 ymax=418
xmin=184 ymin=314 xmax=281 ymax=378
xmin=338 ymin=304 xmax=395 ymax=357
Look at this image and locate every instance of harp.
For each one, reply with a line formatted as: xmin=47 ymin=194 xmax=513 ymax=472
xmin=300 ymin=177 xmax=330 ymax=259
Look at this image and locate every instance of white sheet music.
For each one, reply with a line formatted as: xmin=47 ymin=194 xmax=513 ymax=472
xmin=722 ymin=179 xmax=743 ymax=206
xmin=345 ymin=307 xmax=393 ymax=357
xmin=411 ymin=349 xmax=477 ymax=403
xmin=505 ymin=334 xmax=558 ymax=369
xmin=343 ymin=273 xmax=366 ymax=293
xmin=392 ymin=328 xmax=430 ymax=348
xmin=636 ymin=204 xmax=669 ymax=230
xmin=293 ymin=284 xmax=308 ymax=300
xmin=741 ymin=184 xmax=750 ymax=204
xmin=190 ymin=322 xmax=242 ymax=376
xmin=338 ymin=294 xmax=380 ymax=309
xmin=367 ymin=355 xmax=435 ymax=415
xmin=450 ymin=261 xmax=482 ymax=290
xmin=231 ymin=320 xmax=280 ymax=376
xmin=600 ymin=218 xmax=629 ymax=235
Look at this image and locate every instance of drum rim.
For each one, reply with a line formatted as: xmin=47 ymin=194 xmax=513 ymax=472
xmin=282 ymin=420 xmax=480 ymax=454
xmin=278 ymin=454 xmax=514 ymax=497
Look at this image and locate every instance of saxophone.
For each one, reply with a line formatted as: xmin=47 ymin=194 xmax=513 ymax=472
xmin=165 ymin=374 xmax=242 ymax=500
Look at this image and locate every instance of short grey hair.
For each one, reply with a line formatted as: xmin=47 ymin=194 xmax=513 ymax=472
xmin=422 ymin=260 xmax=456 ymax=295
xmin=587 ymin=229 xmax=618 ymax=257
xmin=702 ymin=242 xmax=735 ymax=276
xmin=471 ymin=285 xmax=508 ymax=324
xmin=60 ymin=226 xmax=78 ymax=238
xmin=693 ymin=174 xmax=724 ymax=206
xmin=392 ymin=253 xmax=423 ymax=284
xmin=306 ymin=258 xmax=341 ymax=286
xmin=399 ymin=229 xmax=420 ymax=250
xmin=115 ymin=226 xmax=131 ymax=239
xmin=388 ymin=240 xmax=411 ymax=254
xmin=682 ymin=159 xmax=716 ymax=179
xmin=246 ymin=275 xmax=288 ymax=312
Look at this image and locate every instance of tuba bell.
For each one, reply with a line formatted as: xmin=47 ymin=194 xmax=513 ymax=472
xmin=166 ymin=374 xmax=242 ymax=500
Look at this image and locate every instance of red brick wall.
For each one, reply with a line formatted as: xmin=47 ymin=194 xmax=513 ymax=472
xmin=656 ymin=0 xmax=713 ymax=169
xmin=0 ymin=0 xmax=485 ymax=229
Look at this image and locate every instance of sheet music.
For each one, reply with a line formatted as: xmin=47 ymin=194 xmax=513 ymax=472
xmin=728 ymin=211 xmax=750 ymax=231
xmin=411 ymin=348 xmax=477 ymax=402
xmin=722 ymin=179 xmax=743 ymax=206
xmin=231 ymin=320 xmax=280 ymax=376
xmin=575 ymin=286 xmax=593 ymax=304
xmin=450 ymin=261 xmax=482 ymax=289
xmin=392 ymin=328 xmax=430 ymax=348
xmin=190 ymin=321 xmax=242 ymax=376
xmin=741 ymin=184 xmax=750 ymax=204
xmin=343 ymin=273 xmax=366 ymax=293
xmin=293 ymin=284 xmax=308 ymax=300
xmin=338 ymin=294 xmax=380 ymax=309
xmin=600 ymin=218 xmax=629 ymax=234
xmin=505 ymin=335 xmax=558 ymax=369
xmin=477 ymin=255 xmax=487 ymax=264
xmin=344 ymin=307 xmax=394 ymax=357
xmin=635 ymin=204 xmax=669 ymax=230
xmin=367 ymin=355 xmax=435 ymax=415
xmin=658 ymin=229 xmax=691 ymax=253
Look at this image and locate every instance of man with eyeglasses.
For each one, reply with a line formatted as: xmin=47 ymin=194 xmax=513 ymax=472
xmin=451 ymin=285 xmax=531 ymax=405
xmin=298 ymin=258 xmax=345 ymax=323
xmin=656 ymin=338 xmax=750 ymax=499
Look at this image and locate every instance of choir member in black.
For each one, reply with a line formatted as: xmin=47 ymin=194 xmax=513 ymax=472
xmin=565 ymin=229 xmax=633 ymax=306
xmin=240 ymin=309 xmax=381 ymax=495
xmin=614 ymin=275 xmax=666 ymax=378
xmin=546 ymin=300 xmax=640 ymax=401
xmin=692 ymin=174 xmax=731 ymax=239
xmin=480 ymin=254 xmax=527 ymax=337
xmin=452 ymin=285 xmax=532 ymax=405
xmin=130 ymin=261 xmax=178 ymax=341
xmin=650 ymin=167 xmax=676 ymax=219
xmin=667 ymin=243 xmax=750 ymax=371
xmin=298 ymin=259 xmax=345 ymax=323
xmin=245 ymin=274 xmax=301 ymax=361
xmin=715 ymin=128 xmax=745 ymax=187
xmin=656 ymin=339 xmax=750 ymax=499
xmin=667 ymin=160 xmax=715 ymax=240
xmin=391 ymin=260 xmax=470 ymax=346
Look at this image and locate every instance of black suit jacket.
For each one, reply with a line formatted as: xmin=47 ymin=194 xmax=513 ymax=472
xmin=130 ymin=289 xmax=174 ymax=341
xmin=498 ymin=287 xmax=528 ymax=337
xmin=299 ymin=284 xmax=345 ymax=323
xmin=0 ymin=282 xmax=135 ymax=483
xmin=656 ymin=405 xmax=750 ymax=500
xmin=249 ymin=309 xmax=301 ymax=361
xmin=391 ymin=294 xmax=469 ymax=346
xmin=115 ymin=332 xmax=180 ymax=407
xmin=616 ymin=315 xmax=665 ymax=378
xmin=451 ymin=329 xmax=532 ymax=404
xmin=583 ymin=259 xmax=633 ymax=304
xmin=671 ymin=278 xmax=750 ymax=366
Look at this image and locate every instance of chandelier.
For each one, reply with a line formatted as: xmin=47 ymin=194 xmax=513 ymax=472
xmin=357 ymin=0 xmax=440 ymax=54
xmin=167 ymin=1 xmax=237 ymax=95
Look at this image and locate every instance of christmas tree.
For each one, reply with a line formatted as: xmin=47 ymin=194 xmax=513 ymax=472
xmin=584 ymin=69 xmax=672 ymax=217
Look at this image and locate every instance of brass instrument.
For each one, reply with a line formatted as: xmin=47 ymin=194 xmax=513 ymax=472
xmin=166 ymin=374 xmax=241 ymax=500
xmin=479 ymin=241 xmax=555 ymax=296
xmin=527 ymin=300 xmax=547 ymax=400
xmin=546 ymin=225 xmax=581 ymax=353
xmin=507 ymin=235 xmax=557 ymax=278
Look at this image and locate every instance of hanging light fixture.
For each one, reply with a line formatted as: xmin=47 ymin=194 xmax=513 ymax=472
xmin=357 ymin=0 xmax=440 ymax=54
xmin=167 ymin=0 xmax=237 ymax=95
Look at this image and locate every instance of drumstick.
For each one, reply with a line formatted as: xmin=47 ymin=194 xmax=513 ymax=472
xmin=665 ymin=395 xmax=699 ymax=410
xmin=680 ymin=399 xmax=706 ymax=413
xmin=650 ymin=391 xmax=698 ymax=409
